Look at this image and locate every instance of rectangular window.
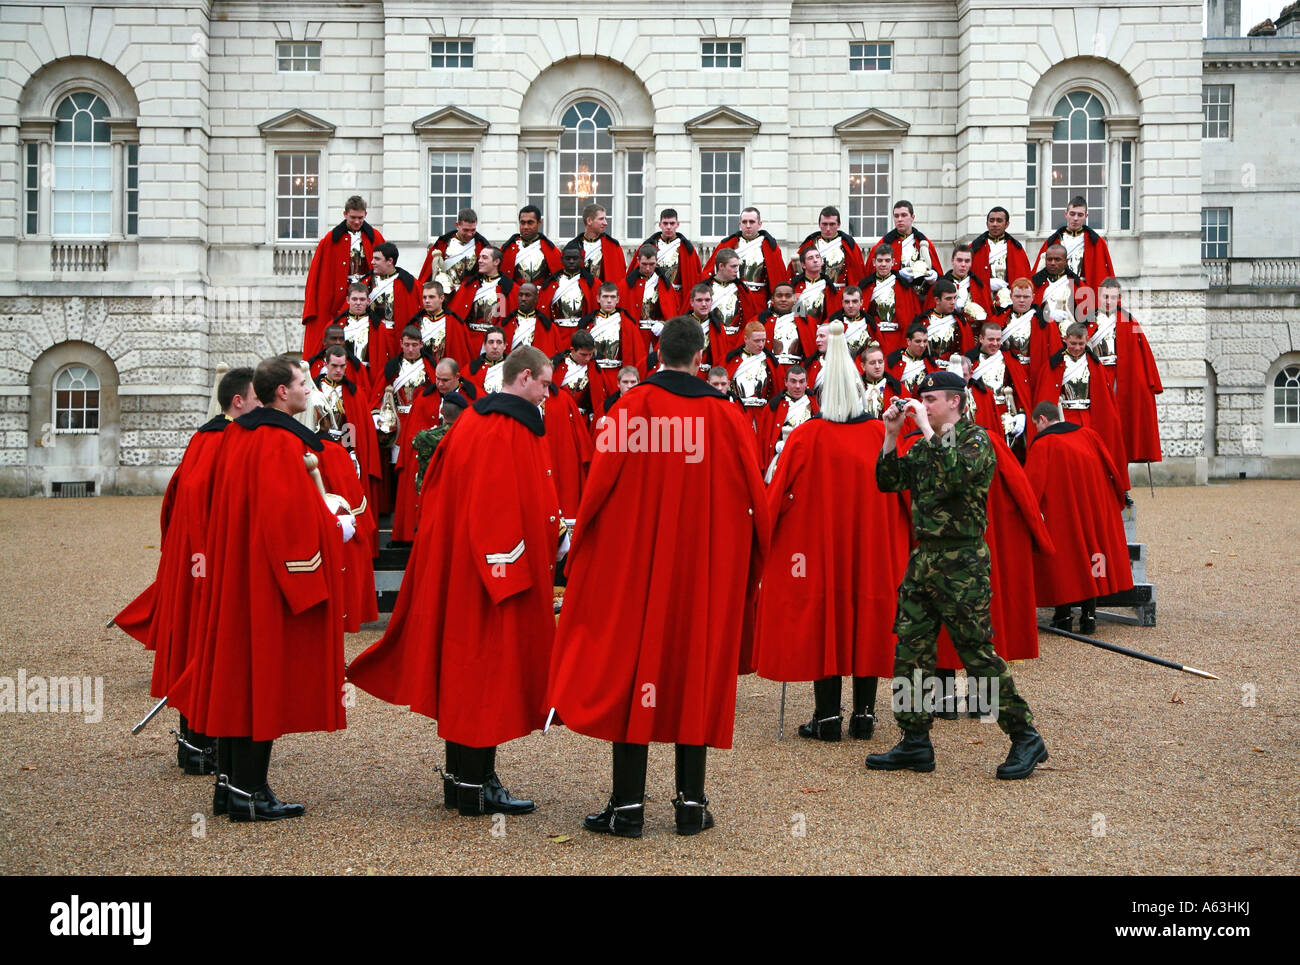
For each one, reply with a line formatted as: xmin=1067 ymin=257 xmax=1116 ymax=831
xmin=1201 ymin=207 xmax=1231 ymax=259
xmin=847 ymin=150 xmax=890 ymax=241
xmin=125 ymin=143 xmax=139 ymax=236
xmin=701 ymin=39 xmax=743 ymax=69
xmin=1025 ymin=143 xmax=1038 ymax=234
xmin=430 ymin=39 xmax=474 ymax=69
xmin=276 ymin=41 xmax=321 ymax=72
xmin=52 ymin=144 xmax=111 ymax=236
xmin=699 ymin=150 xmax=742 ymax=238
xmin=429 ymin=150 xmax=473 ymax=237
xmin=25 ymin=143 xmax=39 ymax=235
xmin=1202 ymin=85 xmax=1232 ymax=140
xmin=849 ymin=41 xmax=893 ymax=71
xmin=275 ymin=152 xmax=319 ymax=241
xmin=526 ymin=150 xmax=547 ymax=213
xmin=1119 ymin=140 xmax=1133 ymax=231
xmin=625 ymin=150 xmax=645 ymax=241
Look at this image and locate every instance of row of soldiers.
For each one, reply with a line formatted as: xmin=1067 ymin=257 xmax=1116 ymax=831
xmin=301 ymin=195 xmax=1162 ymax=552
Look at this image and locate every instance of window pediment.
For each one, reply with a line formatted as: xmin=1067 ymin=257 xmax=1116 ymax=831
xmin=834 ymin=108 xmax=909 ymax=145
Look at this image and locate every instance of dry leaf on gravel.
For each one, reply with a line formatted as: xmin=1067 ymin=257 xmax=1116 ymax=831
xmin=1169 ymin=693 xmax=1184 ymax=704
xmin=799 ymin=786 xmax=827 ymax=794
xmin=548 ymin=834 xmax=572 ymax=843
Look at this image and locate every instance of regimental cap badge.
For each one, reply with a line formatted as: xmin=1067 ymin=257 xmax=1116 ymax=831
xmin=916 ymin=370 xmax=966 ymax=393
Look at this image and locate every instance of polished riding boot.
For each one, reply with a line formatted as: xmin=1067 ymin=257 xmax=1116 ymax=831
xmin=1051 ymin=605 xmax=1073 ymax=632
xmin=185 ymin=730 xmax=217 ymax=776
xmin=441 ymin=741 xmax=461 ymax=810
xmin=584 ymin=742 xmax=646 ymax=838
xmin=176 ymin=714 xmax=190 ymax=768
xmin=673 ymin=744 xmax=713 ymax=835
xmin=934 ymin=667 xmax=958 ymax=720
xmin=865 ymin=730 xmax=935 ymax=773
xmin=997 ymin=725 xmax=1049 ymax=780
xmin=213 ymin=737 xmax=235 ymax=815
xmin=848 ymin=676 xmax=877 ymax=739
xmin=455 ymin=745 xmax=535 ymax=816
xmin=227 ymin=738 xmax=305 ymax=822
xmin=797 ymin=676 xmax=843 ymax=741
xmin=1078 ymin=598 xmax=1097 ymax=635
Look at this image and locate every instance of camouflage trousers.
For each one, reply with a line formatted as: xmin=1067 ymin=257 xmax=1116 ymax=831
xmin=891 ymin=543 xmax=1033 ymax=735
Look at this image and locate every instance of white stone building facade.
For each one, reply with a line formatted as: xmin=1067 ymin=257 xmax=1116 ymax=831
xmin=0 ymin=0 xmax=1252 ymax=494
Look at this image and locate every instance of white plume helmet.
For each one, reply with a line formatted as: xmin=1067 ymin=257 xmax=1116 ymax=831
xmin=294 ymin=358 xmax=324 ymax=432
xmin=819 ymin=320 xmax=867 ymax=423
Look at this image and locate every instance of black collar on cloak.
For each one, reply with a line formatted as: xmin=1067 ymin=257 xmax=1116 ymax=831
xmin=234 ymin=406 xmax=324 ymax=451
xmin=330 ymin=220 xmax=376 ymax=243
xmin=197 ymin=414 xmax=229 ymax=433
xmin=1032 ymin=420 xmax=1082 ymax=445
xmin=472 ymin=391 xmax=545 ymax=436
xmin=645 ymin=368 xmax=725 ymax=399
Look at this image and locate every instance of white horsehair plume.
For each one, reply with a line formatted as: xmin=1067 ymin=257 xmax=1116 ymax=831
xmin=818 ymin=320 xmax=866 ymax=423
xmin=207 ymin=363 xmax=229 ymax=420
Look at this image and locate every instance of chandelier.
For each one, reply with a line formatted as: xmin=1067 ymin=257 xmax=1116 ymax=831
xmin=567 ymin=164 xmax=598 ymax=199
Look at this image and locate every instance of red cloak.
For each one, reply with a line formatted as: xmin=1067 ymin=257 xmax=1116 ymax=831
xmin=115 ymin=416 xmax=227 ymax=697
xmin=567 ymin=233 xmax=627 ymax=283
xmin=754 ymin=416 xmax=909 ymax=680
xmin=417 ymin=230 xmax=492 ymax=294
xmin=316 ymin=437 xmax=378 ymax=631
xmin=724 ymin=345 xmax=782 ymax=429
xmin=640 ymin=231 xmax=703 ymax=294
xmin=447 ymin=274 xmax=517 ymax=358
xmin=1025 ymin=421 xmax=1133 ymax=605
xmin=539 ymin=270 xmax=597 ymax=347
xmin=347 ymin=394 xmax=561 ymax=747
xmin=302 ymin=220 xmax=384 ymax=356
xmin=313 ymin=372 xmax=380 ymax=552
xmin=1111 ymin=308 xmax=1164 ymax=463
xmin=1034 ymin=226 xmax=1116 ymax=294
xmin=502 ymin=309 xmax=558 ymax=358
xmin=791 ymin=273 xmax=842 ymax=356
xmin=704 ymin=231 xmax=789 ymax=320
xmin=548 ymin=370 xmax=771 ymax=747
xmin=758 ymin=391 xmax=820 ymax=472
xmin=860 ymin=273 xmax=921 ymax=358
xmin=875 ymin=228 xmax=943 ymax=282
xmin=885 ymin=347 xmax=938 ymax=398
xmin=619 ymin=266 xmax=680 ymax=333
xmin=366 ymin=268 xmax=423 ymax=378
xmin=582 ymin=308 xmax=648 ymax=396
xmin=499 ymin=232 xmax=564 ymax=286
xmin=969 ymin=231 xmax=1033 ymax=303
xmin=391 ymin=383 xmax=443 ymax=543
xmin=797 ymin=230 xmax=867 ymax=289
xmin=1032 ymin=348 xmax=1130 ymax=489
xmin=167 ymin=408 xmax=347 ymax=740
xmin=545 ymin=385 xmax=594 ymax=522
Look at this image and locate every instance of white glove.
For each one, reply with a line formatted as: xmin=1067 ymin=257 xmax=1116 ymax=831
xmin=371 ymin=413 xmax=382 ymax=428
xmin=1050 ymin=309 xmax=1069 ymax=324
xmin=897 ymin=269 xmax=914 ymax=284
xmin=1011 ymin=413 xmax=1026 ymax=438
xmin=924 ymin=269 xmax=938 ymax=283
xmin=650 ymin=320 xmax=665 ymax=337
xmin=556 ymin=529 xmax=571 ymax=562
xmin=338 ymin=513 xmax=356 ymax=543
xmin=774 ymin=439 xmax=785 ymax=455
xmin=390 ymin=446 xmax=399 ymax=465
xmin=350 ymin=452 xmax=362 ymax=479
xmin=989 ymin=278 xmax=1007 ymax=292
xmin=383 ymin=319 xmax=394 ymax=329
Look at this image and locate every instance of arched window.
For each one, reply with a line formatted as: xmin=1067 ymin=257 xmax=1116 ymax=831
xmin=558 ymin=100 xmax=615 ymax=239
xmin=52 ymin=92 xmax=113 ymax=237
xmin=1274 ymin=364 xmax=1300 ymax=426
xmin=1050 ymin=92 xmax=1107 ymax=230
xmin=53 ymin=364 xmax=101 ymax=433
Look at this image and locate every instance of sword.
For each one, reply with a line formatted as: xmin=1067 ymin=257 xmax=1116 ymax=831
xmin=1038 ymin=624 xmax=1218 ymax=679
xmin=778 ymin=683 xmax=787 ymax=741
xmin=1146 ymin=461 xmax=1155 ymax=499
xmin=131 ymin=696 xmax=169 ymax=735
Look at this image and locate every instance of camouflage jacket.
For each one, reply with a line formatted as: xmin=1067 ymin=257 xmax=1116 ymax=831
xmin=412 ymin=424 xmax=451 ymax=492
xmin=876 ymin=421 xmax=995 ymax=544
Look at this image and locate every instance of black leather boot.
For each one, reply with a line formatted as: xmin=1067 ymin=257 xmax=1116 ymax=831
xmin=848 ymin=676 xmax=877 ymax=739
xmin=1051 ymin=606 xmax=1073 ymax=632
xmin=585 ymin=742 xmax=647 ymax=837
xmin=1078 ymin=599 xmax=1097 ymax=635
xmin=213 ymin=737 xmax=234 ymax=815
xmin=798 ymin=676 xmax=842 ymax=741
xmin=226 ymin=738 xmax=305 ymax=822
xmin=441 ymin=741 xmax=461 ymax=810
xmin=674 ymin=745 xmax=713 ymax=835
xmin=455 ymin=746 xmax=535 ymax=815
xmin=996 ymin=725 xmax=1049 ymax=780
xmin=865 ymin=731 xmax=935 ymax=773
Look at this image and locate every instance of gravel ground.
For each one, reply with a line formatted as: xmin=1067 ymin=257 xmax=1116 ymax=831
xmin=0 ymin=481 xmax=1296 ymax=875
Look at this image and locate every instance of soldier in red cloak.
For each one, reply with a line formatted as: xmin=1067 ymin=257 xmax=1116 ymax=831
xmin=549 ymin=317 xmax=770 ymax=838
xmin=301 ymin=196 xmax=384 ymax=357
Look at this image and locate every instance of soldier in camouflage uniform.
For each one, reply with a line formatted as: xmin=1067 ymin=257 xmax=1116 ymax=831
xmin=867 ymin=370 xmax=1048 ymax=779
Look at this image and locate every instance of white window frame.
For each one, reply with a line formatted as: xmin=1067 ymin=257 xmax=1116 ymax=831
xmin=846 ymin=149 xmax=893 ymax=243
xmin=276 ymin=41 xmax=321 ymax=72
xmin=427 ymin=148 xmax=476 ymax=238
xmin=701 ymin=39 xmax=744 ymax=70
xmin=273 ymin=150 xmax=321 ymax=242
xmin=1201 ymin=207 xmax=1231 ymax=260
xmin=1202 ymin=84 xmax=1233 ymax=140
xmin=849 ymin=41 xmax=893 ymax=72
xmin=698 ymin=149 xmax=744 ymax=240
xmin=52 ymin=363 xmax=101 ymax=435
xmin=430 ymin=38 xmax=475 ymax=69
